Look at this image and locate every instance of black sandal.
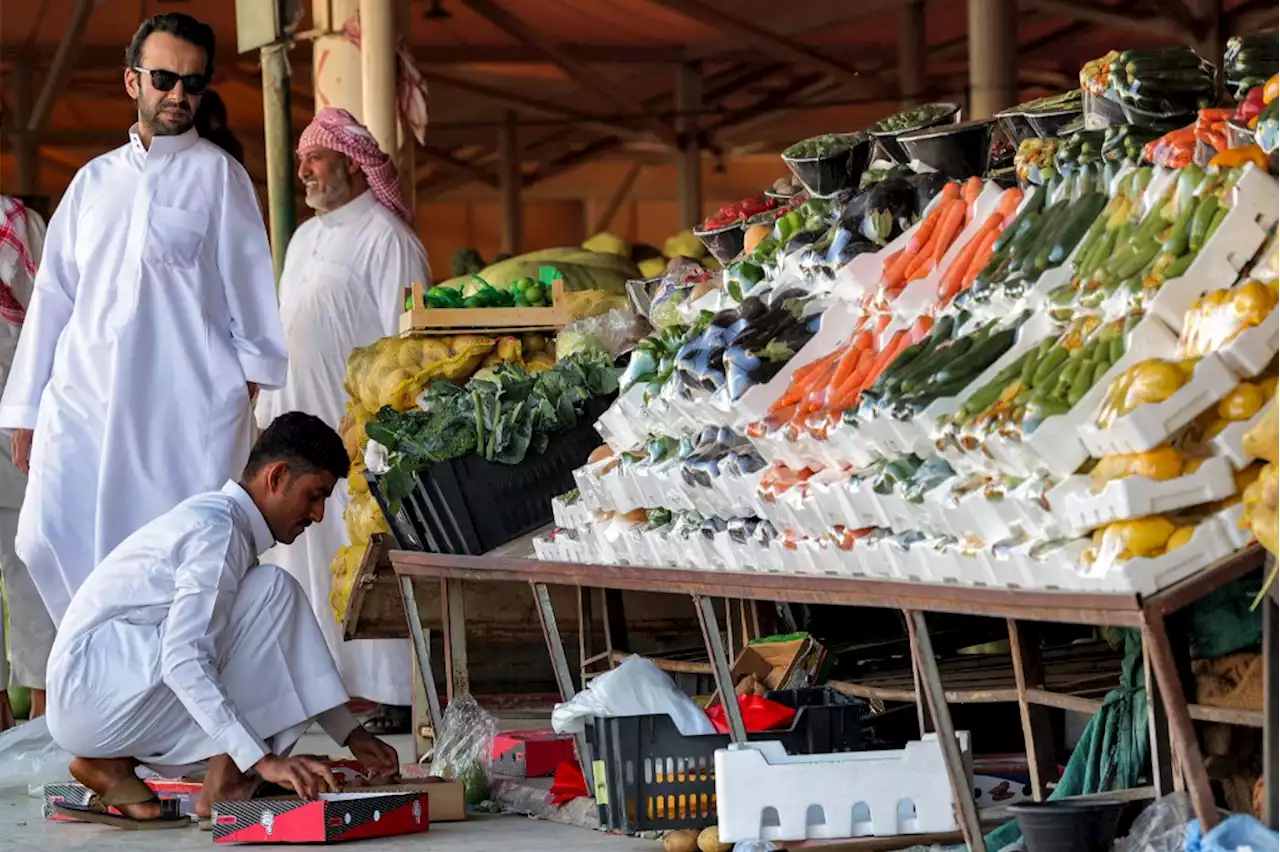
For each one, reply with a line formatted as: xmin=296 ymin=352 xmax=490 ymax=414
xmin=362 ymin=704 xmax=411 ymax=736
xmin=51 ymin=776 xmax=189 ymax=831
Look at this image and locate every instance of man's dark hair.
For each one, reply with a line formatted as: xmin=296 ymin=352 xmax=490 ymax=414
xmin=244 ymin=412 xmax=349 ymax=482
xmin=195 ymin=90 xmax=245 ymax=163
xmin=125 ymin=13 xmax=216 ymax=77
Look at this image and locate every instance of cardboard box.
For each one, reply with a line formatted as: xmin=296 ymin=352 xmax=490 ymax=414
xmin=325 ymin=761 xmax=467 ymax=823
xmin=212 ymin=788 xmax=430 ymax=844
xmin=44 ymin=779 xmax=200 ymax=822
xmin=491 ymin=729 xmax=576 ymax=779
xmin=712 ymin=633 xmax=829 ymax=704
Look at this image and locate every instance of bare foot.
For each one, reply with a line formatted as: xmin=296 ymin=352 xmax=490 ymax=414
xmin=0 ymin=693 xmax=15 ymax=732
xmin=195 ymin=754 xmax=258 ymax=818
xmin=69 ymin=756 xmax=161 ymax=821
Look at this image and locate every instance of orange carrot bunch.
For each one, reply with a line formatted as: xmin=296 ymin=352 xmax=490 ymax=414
xmin=878 ymin=177 xmax=984 ymax=301
xmin=936 ymin=186 xmax=1023 ymax=303
xmin=761 ymin=314 xmax=933 ymax=437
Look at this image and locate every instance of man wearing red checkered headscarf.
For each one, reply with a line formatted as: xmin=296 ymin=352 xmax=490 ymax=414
xmin=256 ymin=108 xmax=429 ymax=731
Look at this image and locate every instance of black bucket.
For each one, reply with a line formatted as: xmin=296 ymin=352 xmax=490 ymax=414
xmin=1009 ymin=800 xmax=1125 ymax=852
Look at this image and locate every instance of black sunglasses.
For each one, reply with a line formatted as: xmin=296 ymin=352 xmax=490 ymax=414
xmin=132 ymin=66 xmax=210 ymax=96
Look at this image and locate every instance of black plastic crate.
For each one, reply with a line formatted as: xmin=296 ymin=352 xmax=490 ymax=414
xmin=588 ymin=687 xmax=867 ymax=833
xmin=369 ymin=395 xmax=612 ymax=555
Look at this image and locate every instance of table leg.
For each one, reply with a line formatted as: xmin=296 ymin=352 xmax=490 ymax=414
xmin=1143 ymin=638 xmax=1176 ymax=796
xmin=399 ymin=576 xmax=444 ymax=743
xmin=1008 ymin=619 xmax=1057 ymax=802
xmin=531 ymin=582 xmax=596 ymax=794
xmin=1142 ymin=610 xmax=1217 ymax=831
xmin=694 ymin=595 xmax=747 ymax=743
xmin=440 ymin=578 xmax=469 ymax=700
xmin=905 ymin=610 xmax=984 ymax=852
xmin=1264 ymin=580 xmax=1277 ymax=830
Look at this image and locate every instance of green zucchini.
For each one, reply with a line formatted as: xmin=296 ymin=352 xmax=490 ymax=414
xmin=1031 ymin=346 xmax=1070 ymax=389
xmin=1188 ymin=196 xmax=1220 ymax=253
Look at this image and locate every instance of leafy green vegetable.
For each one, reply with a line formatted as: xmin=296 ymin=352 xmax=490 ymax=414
xmin=368 ymin=353 xmax=619 ymax=504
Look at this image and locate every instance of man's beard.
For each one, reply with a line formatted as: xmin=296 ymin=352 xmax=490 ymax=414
xmin=305 ymin=166 xmax=352 ymax=212
xmin=142 ymin=98 xmax=194 ymax=136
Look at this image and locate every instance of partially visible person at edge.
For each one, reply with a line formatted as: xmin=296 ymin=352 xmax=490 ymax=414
xmin=194 ymin=88 xmax=244 ymax=165
xmin=256 ymin=107 xmax=428 ymax=735
xmin=47 ymin=413 xmax=400 ymax=830
xmin=0 ymin=13 xmax=288 ymax=626
xmin=0 ymin=196 xmax=57 ymax=730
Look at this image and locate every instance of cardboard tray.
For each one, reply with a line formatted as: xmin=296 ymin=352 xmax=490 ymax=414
xmin=212 ymin=787 xmax=431 ymax=844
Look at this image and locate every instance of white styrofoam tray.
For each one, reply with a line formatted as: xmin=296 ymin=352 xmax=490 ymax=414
xmin=1076 ymin=513 xmax=1234 ymax=596
xmin=1218 ymin=309 xmax=1279 ymax=379
xmin=1212 ymin=405 xmax=1270 ymax=470
xmin=715 ymin=735 xmax=970 ymax=844
xmin=1048 ymin=455 xmax=1237 ymax=537
xmin=1079 ymin=353 xmax=1238 ymax=457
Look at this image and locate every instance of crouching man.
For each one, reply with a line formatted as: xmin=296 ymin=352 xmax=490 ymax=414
xmin=46 ymin=412 xmax=399 ymax=829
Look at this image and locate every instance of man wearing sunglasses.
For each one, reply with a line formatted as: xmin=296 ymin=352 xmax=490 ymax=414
xmin=0 ymin=13 xmax=287 ymax=630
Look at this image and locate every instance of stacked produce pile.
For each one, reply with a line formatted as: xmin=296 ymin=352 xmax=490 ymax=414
xmin=536 ymin=41 xmax=1280 ymax=597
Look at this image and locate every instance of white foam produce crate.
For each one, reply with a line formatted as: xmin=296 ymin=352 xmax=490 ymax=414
xmin=1146 ymin=164 xmax=1280 ymax=334
xmin=1218 ymin=310 xmax=1279 ymax=379
xmin=714 ymin=734 xmax=970 ymax=844
xmin=1218 ymin=502 xmax=1253 ymax=550
xmin=1048 ymin=456 xmax=1237 ymax=537
xmin=1213 ymin=406 xmax=1269 ymax=469
xmin=1079 ymin=353 xmax=1238 ymax=457
xmin=1077 ymin=513 xmax=1234 ymax=595
xmin=986 ymin=314 xmax=1179 ymax=478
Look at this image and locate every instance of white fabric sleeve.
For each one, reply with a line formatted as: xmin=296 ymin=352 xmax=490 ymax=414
xmin=373 ymin=229 xmax=430 ymax=336
xmin=159 ymin=521 xmax=269 ymax=773
xmin=0 ymin=190 xmax=78 ymax=430
xmin=317 ymin=705 xmax=361 ymax=746
xmin=216 ymin=161 xmax=289 ymax=391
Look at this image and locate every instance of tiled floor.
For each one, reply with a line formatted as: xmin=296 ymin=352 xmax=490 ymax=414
xmin=0 ymin=731 xmax=647 ymax=851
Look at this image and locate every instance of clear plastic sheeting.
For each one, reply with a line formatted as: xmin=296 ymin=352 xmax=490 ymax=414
xmin=428 ymin=694 xmax=499 ymax=806
xmin=1114 ymin=793 xmax=1193 ymax=852
xmin=1186 ymin=814 xmax=1280 ymax=852
xmin=551 ymin=654 xmax=716 ymax=737
xmin=0 ymin=717 xmax=73 ymax=795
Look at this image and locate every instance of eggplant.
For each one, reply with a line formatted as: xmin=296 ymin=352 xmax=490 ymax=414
xmin=620 ymin=344 xmax=658 ymax=389
xmin=737 ymin=296 xmax=769 ymax=322
xmin=859 ymin=178 xmax=918 ymax=244
xmin=906 ymin=172 xmax=951 ymax=214
xmin=783 ymin=229 xmax=825 ymax=255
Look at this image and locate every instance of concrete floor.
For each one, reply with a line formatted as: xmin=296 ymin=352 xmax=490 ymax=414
xmin=0 ymin=730 xmax=650 ymax=852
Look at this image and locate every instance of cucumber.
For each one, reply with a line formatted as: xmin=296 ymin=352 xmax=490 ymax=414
xmin=1188 ymin=196 xmax=1220 ymax=253
xmin=1112 ymin=236 xmax=1162 ymax=280
xmin=1066 ymin=358 xmax=1097 ymax=406
xmin=1091 ymin=360 xmax=1112 ymax=387
xmin=1204 ymin=204 xmax=1229 ymax=245
xmin=1020 ymin=346 xmax=1045 ymax=386
xmin=1053 ymin=360 xmax=1082 ymax=399
xmin=1048 ymin=192 xmax=1108 ymax=266
xmin=1161 ymin=195 xmax=1201 ymax=256
xmin=1031 ymin=346 xmax=1070 ymax=389
xmin=1108 ymin=336 xmax=1125 ymax=364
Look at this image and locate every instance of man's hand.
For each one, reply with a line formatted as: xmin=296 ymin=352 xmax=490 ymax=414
xmin=246 ymin=382 xmax=259 ymax=400
xmin=10 ymin=429 xmax=32 ymax=475
xmin=347 ymin=726 xmax=400 ymax=778
xmin=254 ymin=755 xmax=340 ymax=800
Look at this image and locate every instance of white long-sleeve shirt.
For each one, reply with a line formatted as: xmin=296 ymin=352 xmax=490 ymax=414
xmin=51 ymin=482 xmax=357 ymax=771
xmin=0 ymin=125 xmax=289 ymax=624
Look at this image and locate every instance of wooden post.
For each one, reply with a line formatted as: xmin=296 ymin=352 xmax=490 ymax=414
xmin=360 ymin=0 xmax=398 ymax=157
xmin=675 ymin=62 xmax=703 ymax=230
xmin=261 ymin=44 xmax=296 ymax=281
xmin=967 ymin=0 xmax=1018 ymax=118
xmin=314 ymin=0 xmax=363 ymax=117
xmin=898 ymin=0 xmax=926 ymax=109
xmin=397 ymin=0 xmax=417 ymax=218
xmin=1195 ymin=0 xmax=1225 ymax=96
xmin=10 ymin=60 xmax=39 ymax=195
xmin=1008 ymin=620 xmax=1058 ymax=801
xmin=499 ymin=111 xmax=522 ymax=255
xmin=441 ymin=578 xmax=470 ymax=699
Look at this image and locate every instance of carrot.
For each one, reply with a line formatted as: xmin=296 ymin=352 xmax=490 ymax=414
xmin=958 ymin=226 xmax=1003 ymax=293
xmin=997 ymin=187 xmax=1024 ymax=218
xmin=930 ymin=198 xmax=967 ymax=264
xmin=962 ymin=176 xmax=983 ymax=206
xmin=904 ymin=199 xmax=962 ymax=282
xmin=771 ymin=348 xmax=842 ymax=412
xmin=938 ymin=225 xmax=989 ymax=299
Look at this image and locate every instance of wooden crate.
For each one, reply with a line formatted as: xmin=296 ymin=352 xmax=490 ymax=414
xmin=399 ymin=279 xmax=569 ymax=335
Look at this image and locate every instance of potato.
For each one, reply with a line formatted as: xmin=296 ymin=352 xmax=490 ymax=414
xmin=697 ymin=826 xmax=732 ymax=852
xmin=663 ymin=829 xmax=700 ymax=852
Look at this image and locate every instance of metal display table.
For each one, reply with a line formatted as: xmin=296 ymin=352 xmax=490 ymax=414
xmin=344 ymin=535 xmax=1277 ymax=850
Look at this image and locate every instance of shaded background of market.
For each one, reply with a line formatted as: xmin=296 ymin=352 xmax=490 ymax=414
xmin=3 ymin=0 xmax=1275 ymax=266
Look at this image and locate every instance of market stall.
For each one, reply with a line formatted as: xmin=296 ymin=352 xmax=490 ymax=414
xmin=345 ymin=38 xmax=1280 ymax=852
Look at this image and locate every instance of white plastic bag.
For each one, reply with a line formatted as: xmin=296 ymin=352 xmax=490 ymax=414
xmin=0 ymin=717 xmax=74 ymax=795
xmin=551 ymin=655 xmax=715 ymax=737
xmin=1114 ymin=793 xmax=1192 ymax=852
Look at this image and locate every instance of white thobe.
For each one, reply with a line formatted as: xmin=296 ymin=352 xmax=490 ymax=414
xmin=0 ymin=199 xmax=55 ymax=688
xmin=0 ymin=127 xmax=288 ymax=626
xmin=257 ymin=191 xmax=428 ymax=707
xmin=47 ymin=482 xmax=358 ymax=773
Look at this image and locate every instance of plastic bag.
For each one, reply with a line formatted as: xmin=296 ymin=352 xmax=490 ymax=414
xmin=551 ymin=655 xmax=716 ymax=736
xmin=1186 ymin=814 xmax=1279 ymax=852
xmin=0 ymin=717 xmax=74 ymax=795
xmin=556 ymin=308 xmax=648 ymax=361
xmin=1114 ymin=792 xmax=1191 ymax=852
xmin=734 ymin=843 xmax=784 ymax=852
xmin=429 ymin=695 xmax=498 ymax=805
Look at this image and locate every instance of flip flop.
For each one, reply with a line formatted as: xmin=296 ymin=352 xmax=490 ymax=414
xmin=51 ymin=775 xmax=189 ymax=831
xmin=362 ymin=704 xmax=411 ymax=736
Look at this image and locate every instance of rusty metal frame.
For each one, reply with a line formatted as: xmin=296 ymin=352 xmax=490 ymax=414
xmin=378 ymin=542 xmax=1268 ymax=840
